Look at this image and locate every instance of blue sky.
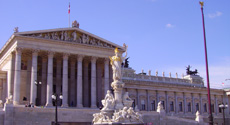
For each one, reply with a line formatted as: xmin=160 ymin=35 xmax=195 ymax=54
xmin=0 ymin=0 xmax=229 ymax=88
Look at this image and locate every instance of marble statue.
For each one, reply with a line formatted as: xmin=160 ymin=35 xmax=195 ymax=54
xmin=157 ymin=101 xmax=165 ymax=115
xmin=109 ymin=44 xmax=127 ymax=81
xmin=148 ymin=70 xmax=151 ymax=76
xmin=14 ymin=27 xmax=18 ymax=33
xmin=169 ymin=72 xmax=171 ymax=78
xmin=162 ymin=72 xmax=165 ymax=77
xmin=101 ymin=90 xmax=115 ymax=111
xmin=156 ymin=70 xmax=158 ymax=76
xmin=123 ymin=92 xmax=133 ymax=107
xmin=93 ymin=45 xmax=143 ymax=124
xmin=82 ymin=34 xmax=89 ymax=44
xmin=176 ymin=72 xmax=178 ymax=78
xmin=5 ymin=95 xmax=13 ymax=104
xmin=112 ymin=107 xmax=143 ymax=123
xmin=64 ymin=31 xmax=68 ymax=41
xmin=72 ymin=31 xmax=77 ymax=41
xmin=72 ymin=20 xmax=79 ymax=28
xmin=61 ymin=31 xmax=64 ymax=40
xmin=195 ymin=111 xmax=203 ymax=122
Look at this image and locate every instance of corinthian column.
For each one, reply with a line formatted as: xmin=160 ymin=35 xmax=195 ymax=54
xmin=13 ymin=47 xmax=22 ymax=105
xmin=77 ymin=55 xmax=84 ymax=108
xmin=62 ymin=53 xmax=69 ymax=107
xmin=70 ymin=59 xmax=76 ymax=106
xmin=7 ymin=53 xmax=15 ymax=98
xmin=104 ymin=58 xmax=110 ymax=96
xmin=41 ymin=58 xmax=47 ymax=106
xmin=46 ymin=52 xmax=54 ymax=107
xmin=91 ymin=57 xmax=97 ymax=108
xmin=30 ymin=50 xmax=39 ymax=105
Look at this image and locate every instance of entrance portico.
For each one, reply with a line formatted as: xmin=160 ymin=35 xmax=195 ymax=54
xmin=0 ymin=27 xmax=124 ymax=108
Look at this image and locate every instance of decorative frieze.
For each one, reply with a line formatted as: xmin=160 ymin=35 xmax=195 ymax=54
xmin=21 ymin=30 xmax=115 ymax=49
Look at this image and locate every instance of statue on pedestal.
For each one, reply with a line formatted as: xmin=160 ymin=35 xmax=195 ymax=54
xmin=109 ymin=44 xmax=127 ymax=81
xmin=93 ymin=44 xmax=143 ymax=124
xmin=101 ymin=90 xmax=115 ymax=111
xmin=123 ymin=92 xmax=133 ymax=108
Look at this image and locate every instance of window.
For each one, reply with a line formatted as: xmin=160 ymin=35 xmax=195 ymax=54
xmin=132 ymin=99 xmax=136 ymax=109
xmin=161 ymin=101 xmax=165 ymax=109
xmin=179 ymin=102 xmax=183 ymax=112
xmin=204 ymin=103 xmax=207 ymax=112
xmin=141 ymin=100 xmax=145 ymax=110
xmin=219 ymin=104 xmax=222 ymax=113
xmin=170 ymin=101 xmax=174 ymax=111
xmin=188 ymin=102 xmax=191 ymax=112
xmin=211 ymin=104 xmax=214 ymax=113
xmin=151 ymin=100 xmax=155 ymax=111
xmin=196 ymin=103 xmax=199 ymax=111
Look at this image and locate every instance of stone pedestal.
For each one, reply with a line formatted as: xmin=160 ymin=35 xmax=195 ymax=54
xmin=111 ymin=81 xmax=125 ymax=110
xmin=183 ymin=75 xmax=204 ymax=85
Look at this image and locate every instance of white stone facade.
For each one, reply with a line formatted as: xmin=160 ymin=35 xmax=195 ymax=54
xmin=0 ymin=27 xmax=229 ymax=124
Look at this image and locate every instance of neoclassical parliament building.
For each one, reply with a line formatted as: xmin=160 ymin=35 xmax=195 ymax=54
xmin=0 ymin=23 xmax=229 ymax=125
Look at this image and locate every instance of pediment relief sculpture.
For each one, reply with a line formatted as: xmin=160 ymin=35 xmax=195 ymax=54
xmin=19 ymin=30 xmax=116 ymax=49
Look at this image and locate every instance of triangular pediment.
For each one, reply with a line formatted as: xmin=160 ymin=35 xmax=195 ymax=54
xmin=15 ymin=28 xmax=124 ymax=51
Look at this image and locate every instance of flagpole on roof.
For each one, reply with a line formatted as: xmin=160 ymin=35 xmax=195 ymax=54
xmin=68 ymin=2 xmax=70 ymax=28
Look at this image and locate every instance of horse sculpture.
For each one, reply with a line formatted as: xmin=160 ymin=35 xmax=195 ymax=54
xmin=186 ymin=65 xmax=198 ymax=75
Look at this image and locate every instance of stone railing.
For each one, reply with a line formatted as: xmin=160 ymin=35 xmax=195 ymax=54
xmin=122 ymin=68 xmax=204 ymax=87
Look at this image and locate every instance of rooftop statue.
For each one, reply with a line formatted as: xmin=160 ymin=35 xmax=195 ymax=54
xmin=186 ymin=65 xmax=198 ymax=75
xmin=72 ymin=20 xmax=79 ymax=28
xmin=124 ymin=57 xmax=130 ymax=68
xmin=14 ymin=27 xmax=18 ymax=33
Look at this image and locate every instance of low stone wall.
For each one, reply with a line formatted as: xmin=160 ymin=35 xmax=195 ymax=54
xmin=4 ymin=104 xmax=99 ymax=125
xmin=141 ymin=111 xmax=206 ymax=125
xmin=1 ymin=105 xmax=229 ymax=125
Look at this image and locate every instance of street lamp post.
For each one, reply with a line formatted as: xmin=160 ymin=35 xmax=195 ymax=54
xmin=52 ymin=93 xmax=63 ymax=125
xmin=219 ymin=103 xmax=228 ymax=125
xmin=199 ymin=1 xmax=213 ymax=125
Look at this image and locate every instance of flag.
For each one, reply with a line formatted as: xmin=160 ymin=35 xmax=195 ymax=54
xmin=68 ymin=3 xmax=70 ymax=14
xmin=222 ymin=82 xmax=225 ymax=86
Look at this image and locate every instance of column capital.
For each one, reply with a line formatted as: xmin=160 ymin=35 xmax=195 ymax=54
xmin=47 ymin=51 xmax=55 ymax=58
xmin=63 ymin=53 xmax=70 ymax=60
xmin=77 ymin=55 xmax=84 ymax=62
xmin=15 ymin=47 xmax=23 ymax=54
xmin=32 ymin=49 xmax=40 ymax=56
xmin=104 ymin=58 xmax=109 ymax=64
xmin=91 ymin=57 xmax=97 ymax=63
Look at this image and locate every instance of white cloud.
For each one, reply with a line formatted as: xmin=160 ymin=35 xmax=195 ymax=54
xmin=166 ymin=23 xmax=175 ymax=28
xmin=208 ymin=11 xmax=223 ymax=19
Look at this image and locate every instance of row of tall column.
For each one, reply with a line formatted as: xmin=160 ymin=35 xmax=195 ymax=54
xmin=11 ymin=48 xmax=110 ymax=107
